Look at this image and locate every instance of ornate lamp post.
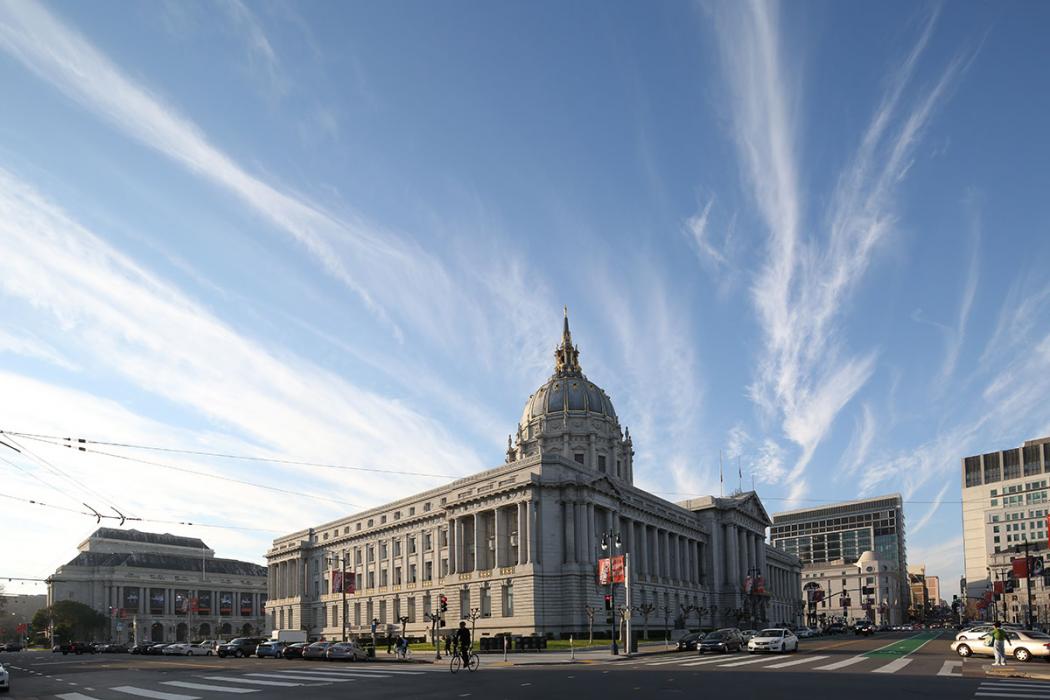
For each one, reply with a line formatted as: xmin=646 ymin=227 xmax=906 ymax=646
xmin=600 ymin=531 xmax=622 ymax=654
xmin=325 ymin=553 xmax=351 ymax=642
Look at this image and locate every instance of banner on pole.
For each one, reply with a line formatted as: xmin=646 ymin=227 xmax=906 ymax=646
xmin=611 ymin=555 xmax=625 ymax=583
xmin=1013 ymin=557 xmax=1030 ymax=579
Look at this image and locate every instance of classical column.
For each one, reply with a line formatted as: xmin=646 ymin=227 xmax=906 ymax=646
xmin=574 ymin=503 xmax=586 ymax=562
xmin=587 ymin=503 xmax=596 ymax=562
xmin=738 ymin=528 xmax=748 ymax=583
xmin=517 ymin=501 xmax=527 ymax=565
xmin=475 ymin=512 xmax=485 ymax=571
xmin=726 ymin=525 xmax=739 ymax=588
xmin=494 ymin=507 xmax=503 ymax=569
xmin=757 ymin=534 xmax=767 ymax=578
xmin=564 ymin=501 xmax=576 ymax=564
xmin=531 ymin=498 xmax=541 ymax=566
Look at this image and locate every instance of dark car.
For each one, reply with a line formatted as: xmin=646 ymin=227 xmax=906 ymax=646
xmin=67 ymin=642 xmax=97 ymax=655
xmin=282 ymin=642 xmax=308 ymax=659
xmin=217 ymin=637 xmax=264 ymax=658
xmin=698 ymin=629 xmax=744 ymax=654
xmin=676 ymin=632 xmax=704 ymax=651
xmin=129 ymin=643 xmax=154 ymax=655
xmin=146 ymin=643 xmax=171 ymax=655
xmin=824 ymin=623 xmax=846 ymax=635
xmin=854 ymin=622 xmax=875 ymax=636
xmin=0 ymin=644 xmax=22 ymax=652
xmin=103 ymin=643 xmax=129 ymax=653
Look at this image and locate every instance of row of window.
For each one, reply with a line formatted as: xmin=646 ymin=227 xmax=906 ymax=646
xmin=320 ymin=501 xmax=449 ymax=543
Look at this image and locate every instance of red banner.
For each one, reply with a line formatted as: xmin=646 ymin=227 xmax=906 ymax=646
xmin=754 ymin=576 xmax=766 ymax=594
xmin=332 ymin=571 xmax=356 ymax=594
xmin=1013 ymin=557 xmax=1030 ymax=579
xmin=597 ymin=557 xmax=625 ymax=585
xmin=611 ymin=555 xmax=625 ymax=583
xmin=597 ymin=558 xmax=611 ymax=585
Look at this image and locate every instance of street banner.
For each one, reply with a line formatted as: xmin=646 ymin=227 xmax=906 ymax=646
xmin=1013 ymin=557 xmax=1030 ymax=579
xmin=994 ymin=580 xmax=1005 ymax=594
xmin=123 ymin=588 xmax=139 ymax=613
xmin=219 ymin=592 xmax=233 ymax=616
xmin=175 ymin=590 xmax=189 ymax=615
xmin=149 ymin=588 xmax=165 ymax=615
xmin=1032 ymin=557 xmax=1045 ymax=577
xmin=598 ymin=557 xmax=611 ymax=585
xmin=240 ymin=592 xmax=253 ymax=616
xmin=754 ymin=576 xmax=766 ymax=594
xmin=332 ymin=571 xmax=344 ymax=593
xmin=743 ymin=576 xmax=753 ymax=593
xmin=190 ymin=597 xmax=199 ymax=614
xmin=611 ymin=555 xmax=625 ymax=583
xmin=197 ymin=591 xmax=211 ymax=615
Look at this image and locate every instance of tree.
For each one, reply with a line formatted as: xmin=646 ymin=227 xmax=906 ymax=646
xmin=32 ymin=601 xmax=107 ymax=643
xmin=584 ymin=605 xmax=596 ymax=645
xmin=636 ymin=603 xmax=655 ymax=640
xmin=680 ymin=603 xmax=700 ymax=632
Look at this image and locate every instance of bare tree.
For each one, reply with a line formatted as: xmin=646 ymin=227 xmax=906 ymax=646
xmin=660 ymin=605 xmax=673 ymax=638
xmin=584 ymin=605 xmax=596 ymax=646
xmin=636 ymin=603 xmax=656 ymax=640
xmin=680 ymin=603 xmax=700 ymax=632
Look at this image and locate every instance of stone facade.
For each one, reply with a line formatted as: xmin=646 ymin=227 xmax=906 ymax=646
xmin=800 ymin=551 xmax=906 ymax=628
xmin=266 ymin=314 xmax=803 ymax=640
xmin=47 ymin=528 xmax=267 ymax=644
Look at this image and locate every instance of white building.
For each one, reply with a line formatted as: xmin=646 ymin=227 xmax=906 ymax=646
xmin=266 ymin=314 xmax=803 ymax=640
xmin=800 ymin=551 xmax=905 ymax=628
xmin=962 ymin=436 xmax=1050 ymax=605
xmin=47 ymin=528 xmax=267 ymax=643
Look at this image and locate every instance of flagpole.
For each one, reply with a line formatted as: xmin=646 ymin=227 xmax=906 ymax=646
xmin=719 ymin=450 xmax=724 ymax=497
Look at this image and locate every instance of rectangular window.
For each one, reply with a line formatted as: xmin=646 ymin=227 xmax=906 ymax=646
xmin=502 ymin=584 xmax=514 ymax=617
xmin=424 ymin=561 xmax=433 ymax=582
xmin=393 ymin=540 xmax=402 ymax=557
xmin=380 ymin=570 xmax=388 ymax=587
xmin=394 ymin=567 xmax=402 ymax=585
xmin=380 ymin=542 xmax=388 ymax=559
xmin=367 ymin=571 xmax=375 ymax=588
xmin=409 ymin=537 xmax=417 ymax=555
xmin=460 ymin=589 xmax=470 ymax=619
xmin=574 ymin=453 xmax=585 ymax=465
xmin=379 ymin=599 xmax=386 ymax=623
xmin=598 ymin=455 xmax=606 ymax=473
xmin=408 ymin=597 xmax=416 ymax=623
xmin=480 ymin=586 xmax=491 ymax=617
xmin=441 ymin=558 xmax=449 ymax=577
xmin=409 ymin=564 xmax=417 ymax=584
xmin=424 ymin=533 xmax=433 ymax=551
xmin=440 ymin=529 xmax=448 ymax=547
xmin=354 ymin=602 xmax=361 ymax=626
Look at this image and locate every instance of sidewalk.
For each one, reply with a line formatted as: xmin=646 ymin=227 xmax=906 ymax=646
xmin=984 ymin=663 xmax=1050 ymax=681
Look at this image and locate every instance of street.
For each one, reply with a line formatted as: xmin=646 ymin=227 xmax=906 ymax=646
xmin=1 ymin=632 xmax=1042 ymax=700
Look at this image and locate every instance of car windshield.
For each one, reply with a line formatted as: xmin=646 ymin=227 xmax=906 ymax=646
xmin=704 ymin=632 xmax=725 ymax=640
xmin=230 ymin=638 xmax=249 ymax=644
xmin=759 ymin=629 xmax=785 ymax=637
xmin=309 ymin=642 xmax=328 ymax=648
xmin=1024 ymin=632 xmax=1050 ymax=640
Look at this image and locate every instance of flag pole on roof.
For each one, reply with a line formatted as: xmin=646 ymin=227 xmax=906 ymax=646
xmin=719 ymin=450 xmax=724 ymax=497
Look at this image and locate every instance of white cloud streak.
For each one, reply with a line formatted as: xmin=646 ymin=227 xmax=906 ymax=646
xmin=709 ymin=3 xmax=962 ymax=484
xmin=0 ymin=327 xmax=79 ymax=371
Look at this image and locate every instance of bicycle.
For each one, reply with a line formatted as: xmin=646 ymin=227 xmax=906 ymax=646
xmin=449 ymin=646 xmax=479 ymax=673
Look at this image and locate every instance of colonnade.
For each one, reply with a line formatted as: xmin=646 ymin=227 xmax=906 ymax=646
xmin=448 ymin=500 xmax=534 ymax=573
xmin=721 ymin=522 xmax=766 ymax=587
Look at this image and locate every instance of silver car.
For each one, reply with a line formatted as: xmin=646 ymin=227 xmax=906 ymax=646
xmin=325 ymin=641 xmax=367 ymax=661
xmin=952 ymin=630 xmax=1050 ymax=663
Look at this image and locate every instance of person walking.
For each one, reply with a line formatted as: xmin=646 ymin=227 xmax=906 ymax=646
xmin=444 ymin=634 xmax=452 ymax=657
xmin=984 ymin=621 xmax=1012 ymax=666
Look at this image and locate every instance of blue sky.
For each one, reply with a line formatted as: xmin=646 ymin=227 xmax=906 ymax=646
xmin=1 ymin=0 xmax=1049 ymax=596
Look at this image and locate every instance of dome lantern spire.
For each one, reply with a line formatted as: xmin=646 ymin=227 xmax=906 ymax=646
xmin=554 ymin=306 xmax=582 ymax=377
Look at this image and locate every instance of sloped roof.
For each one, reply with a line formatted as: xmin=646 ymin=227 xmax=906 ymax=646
xmin=92 ymin=527 xmax=209 ymax=550
xmin=65 ymin=551 xmax=265 ymax=577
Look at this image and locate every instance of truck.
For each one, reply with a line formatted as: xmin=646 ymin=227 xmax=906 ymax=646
xmin=270 ymin=630 xmax=307 ymax=644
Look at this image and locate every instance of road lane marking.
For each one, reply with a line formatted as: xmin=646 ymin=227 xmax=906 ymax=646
xmin=111 ymin=687 xmax=201 ymax=700
xmin=765 ymin=655 xmax=830 ymax=669
xmin=161 ymin=681 xmax=259 ymax=693
xmin=974 ymin=694 xmax=1050 ymax=699
xmin=680 ymin=656 xmax=745 ymax=667
xmin=273 ymin=670 xmax=393 ymax=679
xmin=937 ymin=660 xmax=963 ymax=676
xmin=201 ymin=676 xmax=303 ymax=687
xmin=871 ymin=658 xmax=912 ymax=674
xmin=299 ymin=667 xmax=423 ymax=675
xmin=244 ymin=673 xmax=355 ymax=682
xmin=56 ymin=694 xmax=102 ymax=700
xmin=643 ymin=657 xmax=700 ymax=666
xmin=718 ymin=656 xmax=780 ymax=667
xmin=813 ymin=656 xmax=866 ymax=670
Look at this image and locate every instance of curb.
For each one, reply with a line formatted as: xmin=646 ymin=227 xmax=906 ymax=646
xmin=984 ymin=665 xmax=1050 ymax=681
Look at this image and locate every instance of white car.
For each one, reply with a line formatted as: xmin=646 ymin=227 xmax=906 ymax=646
xmin=0 ymin=661 xmax=9 ymax=693
xmin=163 ymin=644 xmax=189 ymax=655
xmin=956 ymin=624 xmax=1023 ymax=642
xmin=185 ymin=642 xmax=214 ymax=656
xmin=740 ymin=630 xmax=758 ymax=643
xmin=797 ymin=627 xmax=819 ymax=639
xmin=748 ymin=628 xmax=799 ymax=654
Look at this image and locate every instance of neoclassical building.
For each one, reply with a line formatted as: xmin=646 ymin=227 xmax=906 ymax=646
xmin=48 ymin=528 xmax=268 ymax=643
xmin=266 ymin=315 xmax=802 ymax=639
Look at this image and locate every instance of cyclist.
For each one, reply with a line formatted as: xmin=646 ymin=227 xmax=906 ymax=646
xmin=455 ymin=621 xmax=472 ymax=668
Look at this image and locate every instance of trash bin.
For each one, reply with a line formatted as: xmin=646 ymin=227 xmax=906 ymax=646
xmin=366 ymin=646 xmax=375 ymax=658
xmin=539 ymin=636 xmax=548 ymax=649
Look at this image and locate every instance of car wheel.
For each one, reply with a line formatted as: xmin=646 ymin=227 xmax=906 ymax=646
xmin=956 ymin=644 xmax=972 ymax=658
xmin=1015 ymin=648 xmax=1032 ymax=663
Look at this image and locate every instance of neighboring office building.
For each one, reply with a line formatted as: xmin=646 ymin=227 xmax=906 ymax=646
xmin=927 ymin=575 xmax=942 ymax=607
xmin=908 ymin=564 xmax=928 ymax=617
xmin=800 ymin=551 xmax=905 ymax=627
xmin=48 ymin=528 xmax=267 ymax=643
xmin=961 ymin=436 xmax=1050 ymax=605
xmin=771 ymin=495 xmax=909 ymax=626
xmin=266 ymin=315 xmax=804 ymax=640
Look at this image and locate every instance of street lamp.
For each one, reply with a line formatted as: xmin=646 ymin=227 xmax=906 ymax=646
xmin=600 ymin=531 xmax=622 ymax=655
xmin=325 ymin=553 xmax=351 ymax=642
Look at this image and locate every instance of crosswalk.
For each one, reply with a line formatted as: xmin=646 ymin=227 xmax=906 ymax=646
xmin=620 ymin=651 xmax=955 ymax=676
xmin=973 ymin=679 xmax=1050 ymax=698
xmin=53 ymin=665 xmax=447 ymax=700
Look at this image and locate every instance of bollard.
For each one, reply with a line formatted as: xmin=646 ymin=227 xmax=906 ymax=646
xmin=504 ymin=636 xmax=508 ymax=662
xmin=570 ymin=634 xmax=575 ymax=661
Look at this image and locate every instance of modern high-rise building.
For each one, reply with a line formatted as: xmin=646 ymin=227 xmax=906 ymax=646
xmin=771 ymin=495 xmax=909 ymax=625
xmin=961 ymin=436 xmax=1050 ymax=602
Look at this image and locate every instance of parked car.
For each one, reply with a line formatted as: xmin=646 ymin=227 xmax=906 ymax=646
xmin=67 ymin=642 xmax=96 ymax=655
xmin=129 ymin=643 xmax=154 ymax=655
xmin=0 ymin=644 xmax=22 ymax=652
xmin=676 ymin=632 xmax=704 ymax=652
xmin=99 ymin=643 xmax=129 ymax=653
xmin=698 ymin=629 xmax=744 ymax=654
xmin=163 ymin=644 xmax=190 ymax=655
xmin=748 ymin=628 xmax=799 ymax=654
xmin=217 ymin=638 xmax=265 ymax=658
xmin=146 ymin=643 xmax=171 ymax=655
xmin=824 ymin=623 xmax=846 ymax=635
xmin=952 ymin=630 xmax=1050 ymax=663
xmin=185 ymin=642 xmax=214 ymax=656
xmin=0 ymin=660 xmax=9 ymax=694
xmin=282 ymin=642 xmax=309 ymax=659
xmin=255 ymin=642 xmax=288 ymax=659
xmin=325 ymin=641 xmax=367 ymax=662
xmin=855 ymin=622 xmax=876 ymax=636
xmin=302 ymin=642 xmax=333 ymax=660
xmin=796 ymin=627 xmax=819 ymax=639
xmin=740 ymin=630 xmax=758 ymax=643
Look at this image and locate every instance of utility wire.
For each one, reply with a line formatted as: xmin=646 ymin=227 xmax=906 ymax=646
xmin=652 ymin=490 xmax=963 ymax=505
xmin=2 ymin=430 xmax=458 ymax=479
xmin=0 ymin=492 xmax=282 ymax=534
xmin=10 ymin=433 xmax=364 ymax=509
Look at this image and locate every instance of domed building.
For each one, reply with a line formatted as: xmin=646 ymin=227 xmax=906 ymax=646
xmin=266 ymin=313 xmax=802 ymax=641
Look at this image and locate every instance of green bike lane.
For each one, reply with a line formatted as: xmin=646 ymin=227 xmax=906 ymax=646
xmin=863 ymin=631 xmax=943 ymax=658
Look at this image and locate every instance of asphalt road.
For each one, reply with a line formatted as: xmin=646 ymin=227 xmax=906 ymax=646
xmin=1 ymin=632 xmax=1045 ymax=700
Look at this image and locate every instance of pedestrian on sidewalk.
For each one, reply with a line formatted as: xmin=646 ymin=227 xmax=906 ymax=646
xmin=444 ymin=634 xmax=452 ymax=657
xmin=984 ymin=621 xmax=1011 ymax=666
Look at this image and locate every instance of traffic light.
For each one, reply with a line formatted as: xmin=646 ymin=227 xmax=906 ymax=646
xmin=604 ymin=594 xmax=613 ymax=610
xmin=439 ymin=594 xmax=448 ymax=613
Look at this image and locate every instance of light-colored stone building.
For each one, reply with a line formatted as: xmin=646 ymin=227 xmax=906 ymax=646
xmin=47 ymin=528 xmax=267 ymax=643
xmin=800 ymin=551 xmax=906 ymax=628
xmin=266 ymin=314 xmax=803 ymax=640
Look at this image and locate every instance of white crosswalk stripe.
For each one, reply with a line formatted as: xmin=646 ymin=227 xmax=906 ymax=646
xmin=199 ymin=676 xmax=303 ymax=687
xmin=974 ymin=680 xmax=1050 ymax=698
xmin=244 ymin=672 xmax=356 ymax=682
xmin=937 ymin=660 xmax=963 ymax=677
xmin=160 ymin=681 xmax=258 ymax=693
xmin=679 ymin=656 xmax=746 ymax=667
xmin=56 ymin=694 xmax=103 ymax=700
xmin=765 ymin=654 xmax=829 ymax=669
xmin=111 ymin=687 xmax=201 ymax=700
xmin=717 ymin=656 xmax=781 ymax=668
xmin=272 ymin=670 xmax=394 ymax=679
xmin=871 ymin=658 xmax=912 ymax=674
xmin=813 ymin=656 xmax=867 ymax=670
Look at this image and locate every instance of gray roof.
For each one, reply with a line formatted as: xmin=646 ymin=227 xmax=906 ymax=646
xmin=65 ymin=551 xmax=265 ymax=577
xmin=91 ymin=527 xmax=209 ymax=550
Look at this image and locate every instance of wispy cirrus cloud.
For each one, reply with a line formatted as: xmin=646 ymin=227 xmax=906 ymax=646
xmin=0 ymin=328 xmax=79 ymax=371
xmin=707 ymin=3 xmax=965 ymax=493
